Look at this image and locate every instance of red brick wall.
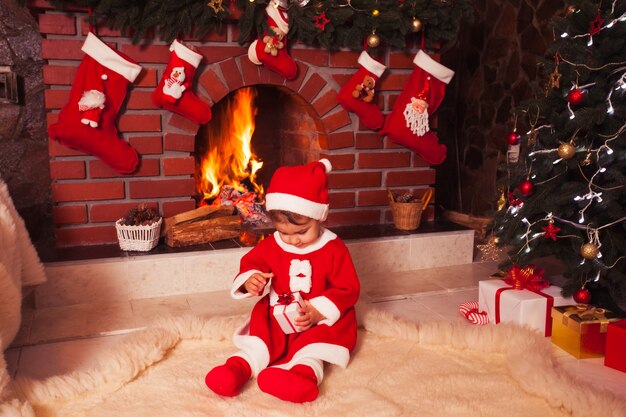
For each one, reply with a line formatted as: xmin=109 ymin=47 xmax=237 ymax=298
xmin=35 ymin=4 xmax=437 ymax=247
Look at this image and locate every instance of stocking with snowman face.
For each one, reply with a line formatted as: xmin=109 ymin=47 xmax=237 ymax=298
xmin=152 ymin=39 xmax=212 ymax=125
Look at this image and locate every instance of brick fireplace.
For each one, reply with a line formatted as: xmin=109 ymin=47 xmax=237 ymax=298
xmin=35 ymin=3 xmax=437 ymax=248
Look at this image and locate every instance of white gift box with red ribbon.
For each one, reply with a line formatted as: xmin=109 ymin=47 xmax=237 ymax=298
xmin=273 ymin=291 xmax=304 ymax=334
xmin=478 ymin=279 xmax=574 ymax=336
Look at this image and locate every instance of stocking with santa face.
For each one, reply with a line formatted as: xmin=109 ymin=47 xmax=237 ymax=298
xmin=380 ymin=50 xmax=454 ymax=165
xmin=48 ymin=33 xmax=142 ymax=174
xmin=152 ymin=40 xmax=212 ymax=124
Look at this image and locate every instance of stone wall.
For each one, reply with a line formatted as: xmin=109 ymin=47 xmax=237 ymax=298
xmin=437 ymin=0 xmax=564 ymax=217
xmin=0 ymin=0 xmax=54 ymax=252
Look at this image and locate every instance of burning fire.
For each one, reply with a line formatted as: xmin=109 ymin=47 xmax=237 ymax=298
xmin=196 ymin=87 xmax=264 ymax=202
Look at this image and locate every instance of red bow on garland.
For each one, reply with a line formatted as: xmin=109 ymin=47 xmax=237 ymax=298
xmin=277 ymin=292 xmax=295 ymax=305
xmin=504 ymin=264 xmax=549 ymax=291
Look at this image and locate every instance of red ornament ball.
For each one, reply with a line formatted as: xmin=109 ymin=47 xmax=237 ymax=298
xmin=507 ymin=132 xmax=521 ymax=146
xmin=573 ymin=287 xmax=591 ymax=304
xmin=567 ymin=88 xmax=586 ymax=106
xmin=518 ymin=179 xmax=534 ymax=197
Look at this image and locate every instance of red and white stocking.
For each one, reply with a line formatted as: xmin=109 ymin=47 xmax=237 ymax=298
xmin=336 ymin=51 xmax=386 ymax=131
xmin=248 ymin=0 xmax=297 ymax=80
xmin=152 ymin=40 xmax=212 ymax=124
xmin=380 ymin=50 xmax=454 ymax=165
xmin=48 ymin=33 xmax=142 ymax=174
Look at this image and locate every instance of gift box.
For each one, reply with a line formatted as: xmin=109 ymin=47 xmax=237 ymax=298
xmin=479 ymin=279 xmax=574 ymax=336
xmin=273 ymin=292 xmax=304 ymax=334
xmin=604 ymin=319 xmax=626 ymax=371
xmin=551 ymin=305 xmax=621 ymax=359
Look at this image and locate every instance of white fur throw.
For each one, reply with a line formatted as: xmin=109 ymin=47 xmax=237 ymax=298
xmin=0 ymin=179 xmax=47 ymax=351
xmin=7 ymin=309 xmax=625 ymax=417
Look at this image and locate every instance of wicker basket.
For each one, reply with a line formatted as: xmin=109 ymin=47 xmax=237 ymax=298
xmin=115 ymin=217 xmax=163 ymax=251
xmin=388 ymin=188 xmax=433 ymax=230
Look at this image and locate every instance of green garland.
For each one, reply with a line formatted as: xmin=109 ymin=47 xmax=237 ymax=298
xmin=37 ymin=0 xmax=473 ymax=50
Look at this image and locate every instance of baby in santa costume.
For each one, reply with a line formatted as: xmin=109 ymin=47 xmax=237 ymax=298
xmin=205 ymin=159 xmax=360 ymax=403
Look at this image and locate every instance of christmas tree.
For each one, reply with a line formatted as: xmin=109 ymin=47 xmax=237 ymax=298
xmin=493 ymin=1 xmax=626 ymax=313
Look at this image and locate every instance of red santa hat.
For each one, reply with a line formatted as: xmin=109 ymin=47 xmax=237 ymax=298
xmin=265 ymin=159 xmax=332 ymax=221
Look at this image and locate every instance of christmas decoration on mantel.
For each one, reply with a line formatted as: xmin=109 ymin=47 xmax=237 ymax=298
xmin=492 ymin=1 xmax=626 ymax=313
xmin=37 ymin=0 xmax=473 ymax=50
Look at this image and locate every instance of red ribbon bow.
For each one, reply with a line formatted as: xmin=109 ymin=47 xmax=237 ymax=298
xmin=277 ymin=292 xmax=295 ymax=305
xmin=504 ymin=264 xmax=549 ymax=291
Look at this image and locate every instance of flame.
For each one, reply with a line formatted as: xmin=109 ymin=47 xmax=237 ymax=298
xmin=196 ymin=87 xmax=264 ymax=202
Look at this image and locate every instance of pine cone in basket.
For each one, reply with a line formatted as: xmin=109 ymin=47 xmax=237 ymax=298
xmin=121 ymin=204 xmax=161 ymax=226
xmin=394 ymin=192 xmax=417 ymax=203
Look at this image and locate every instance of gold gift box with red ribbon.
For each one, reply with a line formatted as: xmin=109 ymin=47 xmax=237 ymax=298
xmin=551 ymin=305 xmax=621 ymax=359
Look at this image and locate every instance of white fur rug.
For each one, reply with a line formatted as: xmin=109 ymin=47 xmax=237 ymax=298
xmin=6 ymin=308 xmax=626 ymax=417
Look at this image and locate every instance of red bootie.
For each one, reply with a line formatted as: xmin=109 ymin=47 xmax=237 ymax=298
xmin=257 ymin=364 xmax=318 ymax=403
xmin=205 ymin=356 xmax=251 ymax=397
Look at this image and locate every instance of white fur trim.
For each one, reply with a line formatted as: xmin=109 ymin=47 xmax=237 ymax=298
xmin=289 ymin=259 xmax=312 ymax=293
xmin=231 ymin=269 xmax=264 ymax=299
xmin=273 ymin=228 xmax=337 ymax=255
xmin=232 ymin=320 xmax=271 ymax=377
xmin=273 ymin=342 xmax=350 ymax=370
xmin=266 ymin=1 xmax=289 ymax=35
xmin=274 ymin=357 xmax=324 ymax=384
xmin=248 ymin=40 xmax=261 ymax=65
xmin=413 ymin=50 xmax=455 ymax=84
xmin=358 ymin=51 xmax=386 ymax=78
xmin=170 ymin=39 xmax=203 ymax=68
xmin=82 ymin=33 xmax=142 ymax=82
xmin=265 ymin=193 xmax=329 ymax=221
xmin=308 ymin=296 xmax=341 ymax=326
xmin=319 ymin=158 xmax=332 ymax=173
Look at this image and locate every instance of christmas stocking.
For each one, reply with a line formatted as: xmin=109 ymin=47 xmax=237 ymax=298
xmin=247 ymin=0 xmax=297 ymax=80
xmin=336 ymin=51 xmax=386 ymax=131
xmin=48 ymin=32 xmax=142 ymax=174
xmin=152 ymin=39 xmax=212 ymax=124
xmin=380 ymin=50 xmax=454 ymax=165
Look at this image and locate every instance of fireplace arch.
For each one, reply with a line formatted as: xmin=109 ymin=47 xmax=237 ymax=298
xmin=194 ymin=84 xmax=325 ymax=205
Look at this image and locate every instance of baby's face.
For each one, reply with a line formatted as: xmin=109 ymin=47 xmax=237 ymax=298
xmin=274 ymin=218 xmax=321 ymax=249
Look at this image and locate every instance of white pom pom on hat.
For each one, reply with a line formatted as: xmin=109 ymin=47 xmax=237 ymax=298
xmin=319 ymin=158 xmax=332 ymax=173
xmin=265 ymin=159 xmax=333 ymax=221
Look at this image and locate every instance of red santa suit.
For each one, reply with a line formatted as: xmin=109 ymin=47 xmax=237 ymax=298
xmin=229 ymin=227 xmax=360 ymax=381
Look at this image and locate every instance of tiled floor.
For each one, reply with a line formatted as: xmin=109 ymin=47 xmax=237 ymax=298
xmin=5 ymin=262 xmax=626 ymax=400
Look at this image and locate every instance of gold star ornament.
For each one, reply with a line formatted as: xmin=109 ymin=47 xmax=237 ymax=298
xmin=208 ymin=0 xmax=224 ymax=13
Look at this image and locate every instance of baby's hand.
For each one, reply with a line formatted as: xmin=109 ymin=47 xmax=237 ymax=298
xmin=243 ymin=272 xmax=273 ymax=296
xmin=294 ymin=300 xmax=325 ymax=331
